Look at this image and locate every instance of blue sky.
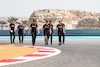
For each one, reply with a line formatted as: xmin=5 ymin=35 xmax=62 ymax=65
xmin=0 ymin=0 xmax=100 ymax=17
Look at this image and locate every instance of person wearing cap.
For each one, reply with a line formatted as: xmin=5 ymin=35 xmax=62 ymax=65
xmin=28 ymin=20 xmax=40 ymax=45
xmin=42 ymin=20 xmax=51 ymax=45
xmin=48 ymin=20 xmax=53 ymax=45
xmin=9 ymin=20 xmax=16 ymax=44
xmin=17 ymin=22 xmax=26 ymax=43
xmin=55 ymin=20 xmax=65 ymax=45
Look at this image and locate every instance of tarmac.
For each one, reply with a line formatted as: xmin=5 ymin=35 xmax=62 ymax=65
xmin=1 ymin=40 xmax=100 ymax=67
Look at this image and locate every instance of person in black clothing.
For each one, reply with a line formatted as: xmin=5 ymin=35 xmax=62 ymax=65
xmin=28 ymin=20 xmax=40 ymax=45
xmin=48 ymin=20 xmax=53 ymax=45
xmin=42 ymin=20 xmax=51 ymax=45
xmin=9 ymin=20 xmax=15 ymax=44
xmin=17 ymin=23 xmax=26 ymax=43
xmin=62 ymin=23 xmax=65 ymax=44
xmin=55 ymin=20 xmax=65 ymax=45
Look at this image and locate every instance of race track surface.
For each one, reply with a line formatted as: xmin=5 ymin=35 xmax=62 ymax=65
xmin=1 ymin=40 xmax=100 ymax=67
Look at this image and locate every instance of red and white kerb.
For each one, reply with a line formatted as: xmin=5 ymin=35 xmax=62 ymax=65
xmin=0 ymin=45 xmax=61 ymax=66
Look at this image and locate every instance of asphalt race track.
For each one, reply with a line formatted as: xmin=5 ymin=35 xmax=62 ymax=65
xmin=1 ymin=40 xmax=100 ymax=67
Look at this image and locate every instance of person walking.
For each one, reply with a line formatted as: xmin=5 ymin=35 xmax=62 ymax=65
xmin=55 ymin=20 xmax=65 ymax=45
xmin=9 ymin=20 xmax=15 ymax=44
xmin=48 ymin=20 xmax=53 ymax=45
xmin=42 ymin=20 xmax=51 ymax=45
xmin=17 ymin=23 xmax=26 ymax=43
xmin=28 ymin=20 xmax=40 ymax=45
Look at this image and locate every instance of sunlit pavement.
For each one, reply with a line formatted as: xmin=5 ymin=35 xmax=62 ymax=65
xmin=1 ymin=40 xmax=100 ymax=67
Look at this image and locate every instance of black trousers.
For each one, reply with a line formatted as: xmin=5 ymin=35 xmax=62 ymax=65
xmin=63 ymin=33 xmax=65 ymax=42
xmin=58 ymin=32 xmax=65 ymax=43
xmin=10 ymin=32 xmax=15 ymax=42
xmin=19 ymin=32 xmax=23 ymax=42
xmin=50 ymin=33 xmax=53 ymax=44
xmin=32 ymin=32 xmax=36 ymax=45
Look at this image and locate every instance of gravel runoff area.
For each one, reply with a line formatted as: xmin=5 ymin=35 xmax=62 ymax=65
xmin=1 ymin=40 xmax=100 ymax=67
